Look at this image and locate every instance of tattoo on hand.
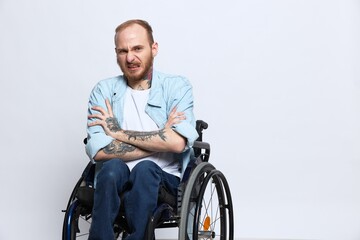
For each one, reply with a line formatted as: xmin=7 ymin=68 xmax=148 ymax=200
xmin=124 ymin=129 xmax=167 ymax=142
xmin=104 ymin=140 xmax=136 ymax=155
xmin=105 ymin=117 xmax=121 ymax=132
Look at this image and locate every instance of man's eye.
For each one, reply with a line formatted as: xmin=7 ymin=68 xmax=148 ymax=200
xmin=134 ymin=47 xmax=142 ymax=52
xmin=117 ymin=50 xmax=127 ymax=55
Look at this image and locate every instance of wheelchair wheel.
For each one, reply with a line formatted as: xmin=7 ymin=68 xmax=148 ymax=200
xmin=62 ymin=176 xmax=93 ymax=240
xmin=62 ymin=181 xmax=125 ymax=240
xmin=179 ymin=162 xmax=234 ymax=240
xmin=63 ymin=199 xmax=92 ymax=240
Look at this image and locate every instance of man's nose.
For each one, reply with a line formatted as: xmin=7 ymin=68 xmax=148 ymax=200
xmin=126 ymin=51 xmax=135 ymax=63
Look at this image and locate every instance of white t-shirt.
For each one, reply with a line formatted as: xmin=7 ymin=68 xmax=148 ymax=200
xmin=121 ymin=86 xmax=180 ymax=177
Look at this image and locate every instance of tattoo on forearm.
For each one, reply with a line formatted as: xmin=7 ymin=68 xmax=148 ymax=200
xmin=105 ymin=117 xmax=121 ymax=132
xmin=123 ymin=129 xmax=167 ymax=142
xmin=104 ymin=140 xmax=136 ymax=155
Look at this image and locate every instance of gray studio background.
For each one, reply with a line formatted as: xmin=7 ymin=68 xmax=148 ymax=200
xmin=0 ymin=0 xmax=359 ymax=239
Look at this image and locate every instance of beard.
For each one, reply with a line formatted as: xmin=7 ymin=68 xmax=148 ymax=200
xmin=118 ymin=56 xmax=154 ymax=82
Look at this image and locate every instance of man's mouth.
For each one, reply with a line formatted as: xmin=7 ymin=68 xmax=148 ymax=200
xmin=127 ymin=64 xmax=140 ymax=71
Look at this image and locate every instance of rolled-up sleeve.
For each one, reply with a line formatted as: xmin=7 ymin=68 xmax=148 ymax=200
xmin=172 ymin=121 xmax=198 ymax=149
xmin=169 ymin=77 xmax=199 ymax=149
xmin=86 ymin=132 xmax=114 ymax=161
xmin=85 ymin=82 xmax=115 ymax=162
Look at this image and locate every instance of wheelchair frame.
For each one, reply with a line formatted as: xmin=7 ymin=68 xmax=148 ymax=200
xmin=62 ymin=120 xmax=234 ymax=240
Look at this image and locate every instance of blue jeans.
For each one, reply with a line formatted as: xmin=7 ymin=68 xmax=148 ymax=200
xmin=88 ymin=159 xmax=180 ymax=240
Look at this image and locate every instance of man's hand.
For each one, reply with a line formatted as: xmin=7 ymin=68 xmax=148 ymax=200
xmin=165 ymin=107 xmax=186 ymax=128
xmin=88 ymin=99 xmax=120 ymax=138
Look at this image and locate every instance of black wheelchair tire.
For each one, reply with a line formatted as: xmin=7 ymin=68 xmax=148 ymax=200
xmin=62 ymin=176 xmax=84 ymax=240
xmin=178 ymin=162 xmax=234 ymax=240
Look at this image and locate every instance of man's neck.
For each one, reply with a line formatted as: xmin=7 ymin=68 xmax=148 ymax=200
xmin=126 ymin=68 xmax=153 ymax=90
xmin=131 ymin=80 xmax=151 ymax=90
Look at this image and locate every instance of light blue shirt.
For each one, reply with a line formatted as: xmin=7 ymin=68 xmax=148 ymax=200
xmin=85 ymin=70 xmax=199 ymax=178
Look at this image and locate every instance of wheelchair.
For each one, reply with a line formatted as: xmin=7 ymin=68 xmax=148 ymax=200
xmin=62 ymin=120 xmax=234 ymax=239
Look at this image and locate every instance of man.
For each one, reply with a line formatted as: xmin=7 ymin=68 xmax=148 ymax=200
xmin=86 ymin=19 xmax=198 ymax=240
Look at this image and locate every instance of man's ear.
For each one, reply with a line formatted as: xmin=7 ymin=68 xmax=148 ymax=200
xmin=152 ymin=42 xmax=159 ymax=57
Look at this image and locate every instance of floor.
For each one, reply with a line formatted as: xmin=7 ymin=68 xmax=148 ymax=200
xmin=157 ymin=239 xmax=315 ymax=240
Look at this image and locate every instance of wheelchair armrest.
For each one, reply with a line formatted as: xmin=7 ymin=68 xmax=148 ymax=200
xmin=193 ymin=141 xmax=210 ymax=150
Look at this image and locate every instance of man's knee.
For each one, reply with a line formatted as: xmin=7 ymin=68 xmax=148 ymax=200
xmin=96 ymin=159 xmax=130 ymax=184
xmin=132 ymin=160 xmax=160 ymax=173
xmin=131 ymin=160 xmax=161 ymax=180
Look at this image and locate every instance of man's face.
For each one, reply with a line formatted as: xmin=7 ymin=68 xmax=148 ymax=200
xmin=115 ymin=24 xmax=158 ymax=82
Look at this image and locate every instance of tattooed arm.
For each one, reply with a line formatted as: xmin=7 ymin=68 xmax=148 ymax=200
xmin=93 ymin=139 xmax=154 ymax=162
xmin=91 ymin=108 xmax=156 ymax=161
xmin=118 ymin=107 xmax=187 ymax=153
xmin=114 ymin=127 xmax=186 ymax=153
xmin=89 ymin=100 xmax=186 ymax=161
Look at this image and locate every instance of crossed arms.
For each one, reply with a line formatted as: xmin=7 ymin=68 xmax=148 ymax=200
xmin=88 ymin=99 xmax=186 ymax=162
